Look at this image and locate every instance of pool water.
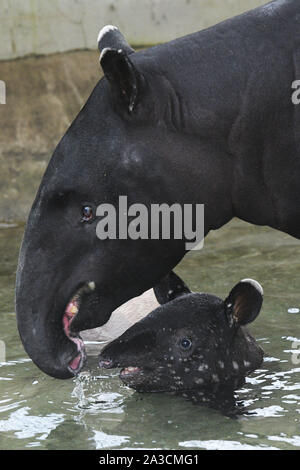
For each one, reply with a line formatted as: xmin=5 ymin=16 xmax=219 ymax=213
xmin=0 ymin=220 xmax=299 ymax=450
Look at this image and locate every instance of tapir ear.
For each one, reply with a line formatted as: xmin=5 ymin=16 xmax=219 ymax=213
xmin=98 ymin=25 xmax=135 ymax=56
xmin=100 ymin=48 xmax=141 ymax=113
xmin=225 ymin=279 xmax=263 ymax=327
xmin=154 ymin=272 xmax=191 ymax=305
xmin=98 ymin=26 xmax=140 ymax=113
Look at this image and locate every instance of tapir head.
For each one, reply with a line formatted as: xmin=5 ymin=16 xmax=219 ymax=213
xmin=15 ymin=27 xmax=191 ymax=379
xmin=99 ymin=273 xmax=264 ymax=395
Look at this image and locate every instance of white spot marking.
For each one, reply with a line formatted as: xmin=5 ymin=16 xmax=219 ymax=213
xmin=195 ymin=377 xmax=204 ymax=385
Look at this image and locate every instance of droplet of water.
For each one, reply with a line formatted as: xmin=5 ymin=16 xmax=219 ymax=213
xmin=288 ymin=308 xmax=300 ymax=314
xmin=72 ymin=374 xmax=90 ymax=408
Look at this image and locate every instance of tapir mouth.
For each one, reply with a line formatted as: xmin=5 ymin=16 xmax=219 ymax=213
xmin=100 ymin=355 xmax=143 ymax=373
xmin=99 ymin=357 xmax=153 ymax=388
xmin=120 ymin=366 xmax=143 ymax=377
xmin=62 ymin=281 xmax=96 ymax=375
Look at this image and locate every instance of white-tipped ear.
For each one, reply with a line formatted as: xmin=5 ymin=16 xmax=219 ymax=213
xmin=97 ymin=25 xmax=134 ymax=56
xmin=225 ymin=279 xmax=263 ymax=326
xmin=241 ymin=279 xmax=264 ymax=296
xmin=97 ymin=25 xmax=118 ymax=45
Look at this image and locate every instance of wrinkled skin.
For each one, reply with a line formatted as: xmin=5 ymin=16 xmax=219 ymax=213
xmin=16 ymin=0 xmax=300 ymax=379
xmin=99 ymin=274 xmax=264 ymax=412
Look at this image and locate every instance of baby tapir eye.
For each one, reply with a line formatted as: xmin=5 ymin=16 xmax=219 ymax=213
xmin=179 ymin=338 xmax=192 ymax=351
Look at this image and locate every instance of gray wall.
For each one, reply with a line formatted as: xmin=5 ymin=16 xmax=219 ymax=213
xmin=1 ymin=0 xmax=268 ymax=60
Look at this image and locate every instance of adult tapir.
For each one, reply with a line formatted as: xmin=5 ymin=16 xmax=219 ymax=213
xmin=16 ymin=0 xmax=300 ymax=379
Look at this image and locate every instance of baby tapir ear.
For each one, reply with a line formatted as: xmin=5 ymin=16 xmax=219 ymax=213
xmin=225 ymin=279 xmax=263 ymax=326
xmin=98 ymin=26 xmax=140 ymax=113
xmin=154 ymin=271 xmax=191 ymax=305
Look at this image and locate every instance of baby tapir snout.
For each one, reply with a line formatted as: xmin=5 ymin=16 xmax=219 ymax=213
xmin=99 ymin=329 xmax=158 ymax=369
xmin=99 ymin=272 xmax=264 ymax=396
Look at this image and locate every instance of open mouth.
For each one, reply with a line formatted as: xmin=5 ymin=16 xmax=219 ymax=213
xmin=62 ymin=281 xmax=95 ymax=375
xmin=99 ymin=358 xmax=144 ymax=378
xmin=99 ymin=357 xmax=145 ymax=381
xmin=120 ymin=366 xmax=142 ymax=377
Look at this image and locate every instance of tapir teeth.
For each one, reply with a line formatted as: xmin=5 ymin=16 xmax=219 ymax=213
xmin=70 ymin=304 xmax=78 ymax=315
xmin=76 ymin=281 xmax=96 ymax=296
xmin=65 ymin=301 xmax=78 ymax=316
xmin=65 ymin=281 xmax=95 ymax=318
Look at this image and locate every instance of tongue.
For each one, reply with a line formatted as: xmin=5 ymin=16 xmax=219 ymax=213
xmin=69 ymin=353 xmax=82 ymax=371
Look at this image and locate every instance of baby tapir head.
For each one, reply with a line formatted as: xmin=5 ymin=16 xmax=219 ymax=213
xmin=99 ymin=273 xmax=264 ymax=396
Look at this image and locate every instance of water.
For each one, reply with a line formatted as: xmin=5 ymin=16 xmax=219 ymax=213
xmin=0 ymin=220 xmax=299 ymax=450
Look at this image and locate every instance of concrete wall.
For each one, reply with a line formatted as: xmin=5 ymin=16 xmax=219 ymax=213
xmin=1 ymin=0 xmax=268 ymax=60
xmin=0 ymin=50 xmax=100 ymax=221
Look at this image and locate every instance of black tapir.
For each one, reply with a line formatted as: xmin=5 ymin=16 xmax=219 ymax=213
xmin=98 ymin=272 xmax=264 ymax=411
xmin=16 ymin=0 xmax=300 ymax=379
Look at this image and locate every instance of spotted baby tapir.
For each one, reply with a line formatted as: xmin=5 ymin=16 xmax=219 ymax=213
xmin=99 ymin=272 xmax=264 ymax=410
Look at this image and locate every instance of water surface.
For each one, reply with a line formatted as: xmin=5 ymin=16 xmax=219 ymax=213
xmin=0 ymin=220 xmax=299 ymax=450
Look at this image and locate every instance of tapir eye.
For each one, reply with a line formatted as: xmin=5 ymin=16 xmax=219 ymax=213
xmin=81 ymin=205 xmax=93 ymax=222
xmin=180 ymin=338 xmax=192 ymax=351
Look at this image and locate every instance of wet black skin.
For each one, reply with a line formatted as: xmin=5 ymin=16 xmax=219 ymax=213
xmin=16 ymin=0 xmax=300 ymax=379
xmin=99 ymin=273 xmax=264 ymax=411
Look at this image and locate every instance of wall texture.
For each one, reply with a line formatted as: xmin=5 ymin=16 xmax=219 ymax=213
xmin=1 ymin=0 xmax=268 ymax=60
xmin=0 ymin=50 xmax=100 ymax=221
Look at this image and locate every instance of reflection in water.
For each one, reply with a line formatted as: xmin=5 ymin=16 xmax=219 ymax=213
xmin=0 ymin=221 xmax=299 ymax=450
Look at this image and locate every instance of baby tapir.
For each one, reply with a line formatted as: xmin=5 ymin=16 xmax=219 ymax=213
xmin=99 ymin=272 xmax=264 ymax=409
